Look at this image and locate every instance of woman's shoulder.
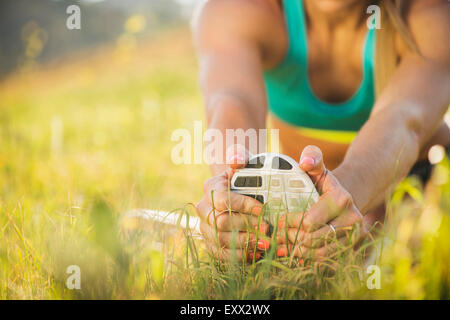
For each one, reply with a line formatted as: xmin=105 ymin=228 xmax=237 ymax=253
xmin=396 ymin=0 xmax=449 ymax=64
xmin=192 ymin=0 xmax=287 ymax=68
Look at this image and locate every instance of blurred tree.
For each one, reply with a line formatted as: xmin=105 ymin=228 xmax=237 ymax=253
xmin=0 ymin=0 xmax=185 ymax=78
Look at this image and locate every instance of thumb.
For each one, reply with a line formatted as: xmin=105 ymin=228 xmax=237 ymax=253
xmin=299 ymin=145 xmax=326 ymax=183
xmin=226 ymin=144 xmax=250 ymax=170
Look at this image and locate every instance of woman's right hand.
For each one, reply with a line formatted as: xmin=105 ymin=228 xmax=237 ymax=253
xmin=195 ymin=151 xmax=269 ymax=263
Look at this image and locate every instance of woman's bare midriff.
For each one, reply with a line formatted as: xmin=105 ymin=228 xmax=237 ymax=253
xmin=272 ymin=115 xmax=450 ymax=168
xmin=270 ymin=115 xmax=349 ymax=170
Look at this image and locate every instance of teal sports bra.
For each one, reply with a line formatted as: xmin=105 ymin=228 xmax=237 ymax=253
xmin=263 ymin=0 xmax=376 ymax=132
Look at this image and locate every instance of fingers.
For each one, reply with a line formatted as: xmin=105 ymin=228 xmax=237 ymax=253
xmin=211 ymin=190 xmax=263 ymax=216
xmin=217 ymin=248 xmax=262 ymax=263
xmin=278 ymin=212 xmax=305 ymax=230
xmin=200 ymin=221 xmax=259 ymax=249
xmin=226 ymin=144 xmax=250 ymax=170
xmin=299 ymin=145 xmax=326 ymax=181
xmin=205 ymin=239 xmax=261 ymax=263
xmin=198 ymin=189 xmax=263 ymax=220
xmin=280 ymin=186 xmax=355 ymax=233
xmin=301 ymin=192 xmax=349 ymax=231
xmin=195 ymin=197 xmax=213 ymax=221
xmin=278 ymin=192 xmax=344 ymax=232
xmin=197 ymin=198 xmax=266 ymax=231
xmin=214 ymin=210 xmax=266 ymax=233
xmin=202 ymin=173 xmax=228 ymax=196
xmin=276 ymin=236 xmax=349 ymax=261
xmin=201 ymin=176 xmax=263 ymax=216
xmin=276 ymin=225 xmax=345 ymax=248
xmin=277 ymin=205 xmax=365 ymax=248
xmin=199 ymin=148 xmax=263 ymax=223
xmin=300 ymin=236 xmax=351 ymax=261
xmin=276 ymin=203 xmax=341 ymax=241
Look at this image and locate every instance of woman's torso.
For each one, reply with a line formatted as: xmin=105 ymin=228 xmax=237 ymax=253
xmin=264 ymin=0 xmax=375 ymax=168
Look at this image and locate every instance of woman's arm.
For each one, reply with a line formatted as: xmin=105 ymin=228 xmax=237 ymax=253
xmin=335 ymin=0 xmax=450 ymax=213
xmin=275 ymin=1 xmax=450 ymax=261
xmin=193 ymin=0 xmax=284 ymax=175
xmin=193 ymin=0 xmax=286 ymax=262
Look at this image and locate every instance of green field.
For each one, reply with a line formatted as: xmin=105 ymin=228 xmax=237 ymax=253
xmin=0 ymin=28 xmax=449 ymax=300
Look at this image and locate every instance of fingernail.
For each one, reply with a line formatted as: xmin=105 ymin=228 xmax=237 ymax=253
xmin=249 ymin=252 xmax=254 ymax=260
xmin=276 ymin=247 xmax=287 ymax=257
xmin=229 ymin=154 xmax=244 ymax=164
xmin=301 ymin=156 xmax=315 ymax=166
xmin=299 ymin=258 xmax=304 ymax=265
xmin=259 ymin=223 xmax=268 ymax=234
xmin=253 ymin=223 xmax=267 ymax=234
xmin=255 ymin=252 xmax=261 ymax=260
xmin=252 ymin=206 xmax=262 ymax=216
xmin=257 ymin=239 xmax=270 ymax=250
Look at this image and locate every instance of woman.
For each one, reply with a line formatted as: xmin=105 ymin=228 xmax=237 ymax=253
xmin=193 ymin=0 xmax=450 ymax=262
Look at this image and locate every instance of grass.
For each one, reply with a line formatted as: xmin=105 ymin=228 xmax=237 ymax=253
xmin=0 ymin=27 xmax=449 ymax=300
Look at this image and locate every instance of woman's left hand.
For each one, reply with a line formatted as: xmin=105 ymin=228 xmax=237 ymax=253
xmin=275 ymin=145 xmax=369 ymax=262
